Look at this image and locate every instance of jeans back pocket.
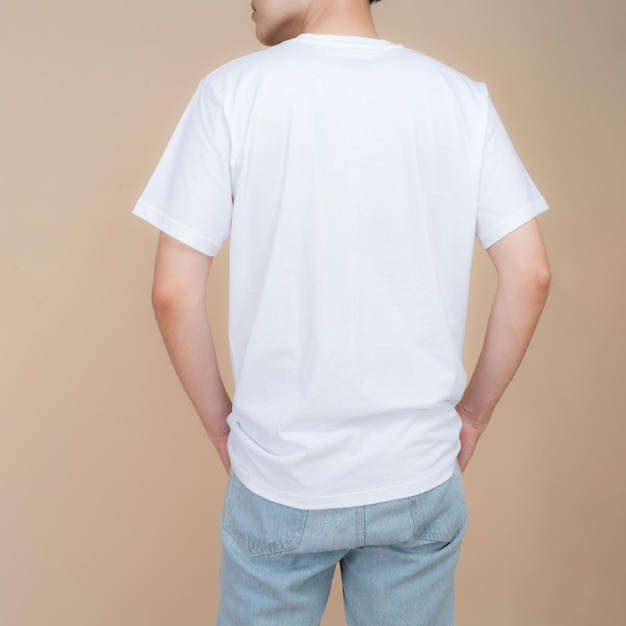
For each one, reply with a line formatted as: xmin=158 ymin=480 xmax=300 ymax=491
xmin=223 ymin=472 xmax=308 ymax=556
xmin=409 ymin=464 xmax=468 ymax=543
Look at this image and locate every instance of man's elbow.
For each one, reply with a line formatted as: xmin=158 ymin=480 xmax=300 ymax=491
xmin=497 ymin=256 xmax=551 ymax=308
xmin=150 ymin=234 xmax=213 ymax=316
xmin=151 ymin=275 xmax=207 ymax=320
xmin=526 ymin=258 xmax=551 ymax=307
xmin=536 ymin=261 xmax=552 ymax=295
xmin=151 ymin=280 xmax=182 ymax=322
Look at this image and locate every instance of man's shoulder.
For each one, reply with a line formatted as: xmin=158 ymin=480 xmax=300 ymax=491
xmin=401 ymin=45 xmax=488 ymax=96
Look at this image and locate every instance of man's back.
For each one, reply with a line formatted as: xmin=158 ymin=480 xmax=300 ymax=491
xmin=134 ymin=33 xmax=548 ymax=509
xmin=134 ymin=2 xmax=550 ymax=623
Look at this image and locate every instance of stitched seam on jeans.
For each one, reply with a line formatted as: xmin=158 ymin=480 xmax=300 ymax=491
xmin=416 ymin=511 xmax=469 ymax=542
xmin=224 ymin=515 xmax=307 ymax=555
xmin=409 ymin=495 xmax=419 ymax=536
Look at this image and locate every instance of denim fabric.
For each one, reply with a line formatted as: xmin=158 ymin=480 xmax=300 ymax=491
xmin=217 ymin=465 xmax=468 ymax=625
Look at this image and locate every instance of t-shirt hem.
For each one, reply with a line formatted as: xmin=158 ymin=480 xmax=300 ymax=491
xmin=132 ymin=200 xmax=222 ymax=257
xmin=230 ymin=461 xmax=459 ymax=510
xmin=478 ymin=199 xmax=550 ymax=249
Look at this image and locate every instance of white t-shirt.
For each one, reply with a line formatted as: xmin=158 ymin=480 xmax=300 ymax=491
xmin=133 ymin=33 xmax=549 ymax=509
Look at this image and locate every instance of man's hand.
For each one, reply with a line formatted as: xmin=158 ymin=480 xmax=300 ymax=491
xmin=457 ymin=218 xmax=550 ymax=472
xmin=456 ymin=407 xmax=488 ymax=473
xmin=213 ymin=429 xmax=231 ymax=474
xmin=151 ymin=232 xmax=232 ymax=473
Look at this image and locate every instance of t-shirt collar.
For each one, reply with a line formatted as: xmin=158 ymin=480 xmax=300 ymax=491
xmin=292 ymin=32 xmax=401 ymax=49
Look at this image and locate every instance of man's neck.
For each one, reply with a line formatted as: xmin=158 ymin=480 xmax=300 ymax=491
xmin=299 ymin=0 xmax=380 ymax=39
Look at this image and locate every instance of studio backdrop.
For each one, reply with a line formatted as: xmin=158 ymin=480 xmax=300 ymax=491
xmin=1 ymin=1 xmax=624 ymax=625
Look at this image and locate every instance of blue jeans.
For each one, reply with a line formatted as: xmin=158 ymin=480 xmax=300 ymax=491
xmin=217 ymin=465 xmax=468 ymax=625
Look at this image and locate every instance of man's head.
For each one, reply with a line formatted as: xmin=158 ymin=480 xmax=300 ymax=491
xmin=251 ymin=0 xmax=381 ymax=47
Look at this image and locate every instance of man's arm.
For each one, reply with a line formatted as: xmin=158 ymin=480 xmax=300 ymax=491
xmin=457 ymin=218 xmax=551 ymax=472
xmin=151 ymin=232 xmax=232 ymax=473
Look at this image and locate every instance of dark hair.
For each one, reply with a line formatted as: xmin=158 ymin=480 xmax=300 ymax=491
xmin=370 ymin=0 xmax=382 ymax=4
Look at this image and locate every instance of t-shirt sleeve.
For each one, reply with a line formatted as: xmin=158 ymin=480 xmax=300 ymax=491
xmin=476 ymin=93 xmax=550 ymax=249
xmin=131 ymin=78 xmax=233 ymax=257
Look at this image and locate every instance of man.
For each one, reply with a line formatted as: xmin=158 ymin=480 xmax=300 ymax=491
xmin=132 ymin=0 xmax=551 ymax=624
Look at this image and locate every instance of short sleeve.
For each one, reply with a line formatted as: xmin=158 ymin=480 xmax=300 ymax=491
xmin=476 ymin=94 xmax=550 ymax=249
xmin=132 ymin=79 xmax=233 ymax=256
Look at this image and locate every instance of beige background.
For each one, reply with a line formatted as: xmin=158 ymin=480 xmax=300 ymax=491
xmin=1 ymin=0 xmax=624 ymax=624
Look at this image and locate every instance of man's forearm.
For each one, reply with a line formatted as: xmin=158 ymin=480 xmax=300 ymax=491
xmin=457 ymin=272 xmax=550 ymax=425
xmin=153 ymin=296 xmax=232 ymax=469
xmin=154 ymin=300 xmax=231 ymax=431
